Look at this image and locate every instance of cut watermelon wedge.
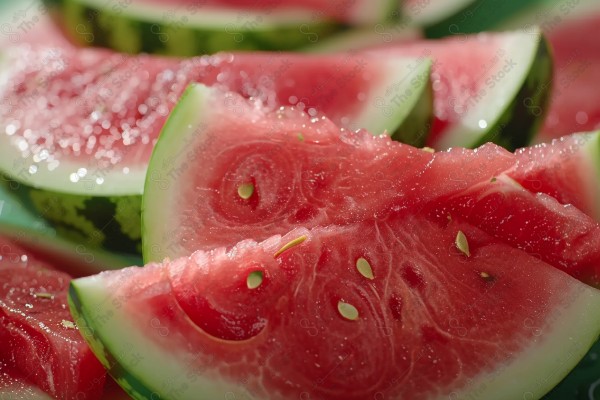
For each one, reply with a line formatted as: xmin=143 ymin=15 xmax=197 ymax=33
xmin=43 ymin=0 xmax=397 ymax=56
xmin=314 ymin=29 xmax=552 ymax=149
xmin=510 ymin=131 xmax=600 ymax=222
xmin=143 ymin=84 xmax=600 ymax=287
xmin=71 ymin=212 xmax=600 ymax=399
xmin=0 ymin=45 xmax=430 ymax=253
xmin=0 ymin=236 xmax=106 ymax=400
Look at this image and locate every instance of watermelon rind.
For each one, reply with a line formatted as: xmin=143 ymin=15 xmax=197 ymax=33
xmin=0 ymin=182 xmax=140 ymax=272
xmin=68 ymin=272 xmax=255 ymax=400
xmin=69 ymin=241 xmax=600 ymax=400
xmin=456 ymin=30 xmax=553 ymax=150
xmin=42 ymin=0 xmax=357 ymax=56
xmin=583 ymin=131 xmax=600 ymax=221
xmin=416 ymin=0 xmax=548 ymax=38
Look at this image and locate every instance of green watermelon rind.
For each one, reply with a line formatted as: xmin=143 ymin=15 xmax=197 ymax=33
xmin=42 ymin=0 xmax=358 ymax=56
xmin=69 ymin=244 xmax=600 ymax=400
xmin=582 ymin=131 xmax=600 ymax=221
xmin=0 ymin=178 xmax=142 ymax=255
xmin=141 ymin=84 xmax=212 ymax=263
xmin=435 ymin=29 xmax=552 ymax=150
xmin=460 ymin=32 xmax=553 ymax=150
xmin=350 ymin=57 xmax=433 ymax=145
xmin=68 ymin=276 xmax=255 ymax=400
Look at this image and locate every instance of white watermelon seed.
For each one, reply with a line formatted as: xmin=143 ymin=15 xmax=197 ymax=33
xmin=480 ymin=272 xmax=490 ymax=279
xmin=247 ymin=271 xmax=264 ymax=289
xmin=237 ymin=183 xmax=254 ymax=200
xmin=421 ymin=147 xmax=435 ymax=153
xmin=356 ymin=257 xmax=374 ymax=280
xmin=456 ymin=231 xmax=471 ymax=257
xmin=274 ymin=235 xmax=307 ymax=258
xmin=61 ymin=320 xmax=76 ymax=329
xmin=34 ymin=292 xmax=54 ymax=299
xmin=337 ymin=301 xmax=359 ymax=321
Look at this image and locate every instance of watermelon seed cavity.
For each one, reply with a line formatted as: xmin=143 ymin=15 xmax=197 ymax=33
xmin=455 ymin=231 xmax=471 ymax=257
xmin=237 ymin=183 xmax=254 ymax=200
xmin=274 ymin=235 xmax=307 ymax=258
xmin=356 ymin=257 xmax=374 ymax=280
xmin=337 ymin=301 xmax=359 ymax=321
xmin=247 ymin=271 xmax=264 ymax=290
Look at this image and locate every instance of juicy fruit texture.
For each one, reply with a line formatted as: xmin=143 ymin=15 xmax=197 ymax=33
xmin=366 ymin=30 xmax=552 ymax=149
xmin=144 ymin=84 xmax=600 ymax=288
xmin=0 ymin=45 xmax=425 ymax=196
xmin=0 ymin=45 xmax=428 ymax=253
xmin=71 ymin=214 xmax=600 ymax=399
xmin=511 ymin=132 xmax=600 ymax=221
xmin=0 ymin=236 xmax=106 ymax=400
xmin=538 ymin=14 xmax=600 ymax=142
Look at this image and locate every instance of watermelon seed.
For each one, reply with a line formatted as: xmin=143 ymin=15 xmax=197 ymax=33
xmin=480 ymin=272 xmax=494 ymax=282
xmin=297 ymin=133 xmax=304 ymax=141
xmin=61 ymin=320 xmax=76 ymax=330
xmin=34 ymin=292 xmax=54 ymax=299
xmin=274 ymin=235 xmax=307 ymax=258
xmin=356 ymin=257 xmax=374 ymax=280
xmin=490 ymin=177 xmax=497 ymax=182
xmin=337 ymin=301 xmax=359 ymax=321
xmin=237 ymin=183 xmax=254 ymax=200
xmin=421 ymin=147 xmax=435 ymax=153
xmin=247 ymin=271 xmax=264 ymax=289
xmin=455 ymin=231 xmax=470 ymax=257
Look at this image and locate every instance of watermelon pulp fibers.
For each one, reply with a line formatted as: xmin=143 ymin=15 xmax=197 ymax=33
xmin=143 ymin=84 xmax=600 ymax=289
xmin=74 ymin=176 xmax=600 ymax=398
xmin=0 ymin=236 xmax=106 ymax=399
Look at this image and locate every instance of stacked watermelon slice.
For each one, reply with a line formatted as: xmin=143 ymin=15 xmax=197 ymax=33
xmin=0 ymin=0 xmax=599 ymax=399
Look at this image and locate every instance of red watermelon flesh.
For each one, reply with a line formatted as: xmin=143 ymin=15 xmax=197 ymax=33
xmin=147 ymin=85 xmax=600 ymax=286
xmin=79 ymin=210 xmax=600 ymax=399
xmin=510 ymin=133 xmax=600 ymax=221
xmin=0 ymin=45 xmax=407 ymax=193
xmin=538 ymin=14 xmax=600 ymax=141
xmin=0 ymin=236 xmax=106 ymax=399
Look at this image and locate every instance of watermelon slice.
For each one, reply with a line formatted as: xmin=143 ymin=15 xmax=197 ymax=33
xmin=0 ymin=44 xmax=430 ymax=253
xmin=0 ymin=235 xmax=106 ymax=400
xmin=43 ymin=0 xmax=397 ymax=56
xmin=71 ymin=207 xmax=600 ymax=399
xmin=510 ymin=131 xmax=600 ymax=222
xmin=313 ymin=29 xmax=552 ymax=150
xmin=144 ymin=83 xmax=600 ymax=286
